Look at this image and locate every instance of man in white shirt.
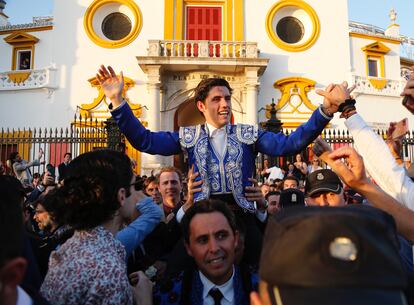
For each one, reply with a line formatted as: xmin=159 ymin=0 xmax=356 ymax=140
xmin=97 ymin=65 xmax=351 ymax=213
xmin=98 ymin=66 xmax=353 ymax=266
xmin=266 ymin=166 xmax=284 ymax=182
xmin=261 ymin=159 xmax=284 ymax=183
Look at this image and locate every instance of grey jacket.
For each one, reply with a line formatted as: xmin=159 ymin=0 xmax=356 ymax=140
xmin=13 ymin=158 xmax=41 ymax=186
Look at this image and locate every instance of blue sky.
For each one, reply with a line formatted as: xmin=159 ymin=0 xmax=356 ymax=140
xmin=4 ymin=0 xmax=53 ymax=23
xmin=3 ymin=0 xmax=414 ymax=38
xmin=348 ymin=0 xmax=414 ymax=38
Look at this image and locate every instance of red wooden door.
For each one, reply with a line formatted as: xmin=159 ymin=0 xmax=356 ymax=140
xmin=186 ymin=6 xmax=222 ymax=56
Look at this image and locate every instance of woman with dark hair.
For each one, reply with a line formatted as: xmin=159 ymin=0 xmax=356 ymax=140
xmin=40 ymin=150 xmax=156 ymax=305
xmin=293 ymin=153 xmax=308 ymax=180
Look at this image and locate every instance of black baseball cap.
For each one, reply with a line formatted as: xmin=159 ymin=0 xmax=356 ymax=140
xmin=259 ymin=205 xmax=408 ymax=305
xmin=305 ymin=169 xmax=342 ymax=197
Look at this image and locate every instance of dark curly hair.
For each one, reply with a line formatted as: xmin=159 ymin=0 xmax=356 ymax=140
xmin=35 ymin=189 xmax=64 ymax=226
xmin=193 ymin=78 xmax=233 ymax=104
xmin=53 ymin=150 xmax=133 ymax=230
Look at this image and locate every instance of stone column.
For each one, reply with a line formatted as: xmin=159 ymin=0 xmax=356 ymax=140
xmin=141 ymin=65 xmax=164 ymax=176
xmin=147 ymin=65 xmax=161 ymax=132
xmin=244 ymin=67 xmax=260 ymax=125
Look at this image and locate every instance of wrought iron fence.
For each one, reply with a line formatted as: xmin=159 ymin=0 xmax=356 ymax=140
xmin=321 ymin=128 xmax=414 ymax=162
xmin=256 ymin=128 xmax=414 ymax=178
xmin=0 ymin=115 xmax=118 ymax=176
xmin=2 ymin=118 xmax=414 ymax=177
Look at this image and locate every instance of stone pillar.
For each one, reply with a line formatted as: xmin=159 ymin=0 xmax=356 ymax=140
xmin=147 ymin=65 xmax=161 ymax=132
xmin=141 ymin=65 xmax=164 ymax=176
xmin=244 ymin=67 xmax=260 ymax=125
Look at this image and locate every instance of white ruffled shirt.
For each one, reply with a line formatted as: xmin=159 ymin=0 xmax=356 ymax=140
xmin=205 ymin=122 xmax=228 ymax=159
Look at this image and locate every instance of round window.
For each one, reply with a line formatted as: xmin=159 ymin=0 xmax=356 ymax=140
xmin=266 ymin=1 xmax=320 ymax=52
xmin=101 ymin=12 xmax=132 ymax=40
xmin=276 ymin=16 xmax=304 ymax=44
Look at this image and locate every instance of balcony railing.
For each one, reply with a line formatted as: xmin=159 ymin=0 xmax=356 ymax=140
xmin=0 ymin=66 xmax=58 ymax=91
xmin=351 ymin=75 xmax=406 ymax=97
xmin=147 ymin=40 xmax=259 ymax=58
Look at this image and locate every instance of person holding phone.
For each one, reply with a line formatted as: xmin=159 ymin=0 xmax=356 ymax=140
xmin=9 ymin=149 xmax=44 ymax=188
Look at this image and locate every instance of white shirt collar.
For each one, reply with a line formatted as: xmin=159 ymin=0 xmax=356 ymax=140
xmin=205 ymin=122 xmax=227 ymax=138
xmin=199 ymin=266 xmax=235 ymax=303
xmin=17 ymin=286 xmax=33 ymax=305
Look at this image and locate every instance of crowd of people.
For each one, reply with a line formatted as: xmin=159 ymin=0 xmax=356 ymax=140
xmin=257 ymin=151 xmax=365 ymax=214
xmin=1 ymin=66 xmax=414 ymax=305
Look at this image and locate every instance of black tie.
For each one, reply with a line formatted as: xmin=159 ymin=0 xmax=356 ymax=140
xmin=209 ymin=288 xmax=223 ymax=305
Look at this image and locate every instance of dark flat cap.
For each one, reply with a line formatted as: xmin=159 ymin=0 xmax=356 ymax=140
xmin=259 ymin=205 xmax=407 ymax=305
xmin=279 ymin=188 xmax=305 ymax=209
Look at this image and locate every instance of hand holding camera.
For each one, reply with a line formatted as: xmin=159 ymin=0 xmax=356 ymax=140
xmin=312 ymin=137 xmax=333 ymax=167
xmin=42 ymin=170 xmax=56 ymax=187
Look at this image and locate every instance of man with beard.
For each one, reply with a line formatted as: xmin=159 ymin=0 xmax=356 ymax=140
xmin=32 ymin=192 xmax=73 ymax=279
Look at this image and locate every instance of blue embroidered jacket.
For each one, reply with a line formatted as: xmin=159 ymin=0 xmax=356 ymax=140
xmin=111 ymin=102 xmax=331 ymax=211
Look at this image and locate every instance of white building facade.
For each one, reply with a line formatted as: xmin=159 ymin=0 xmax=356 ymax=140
xmin=0 ymin=0 xmax=413 ymax=174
